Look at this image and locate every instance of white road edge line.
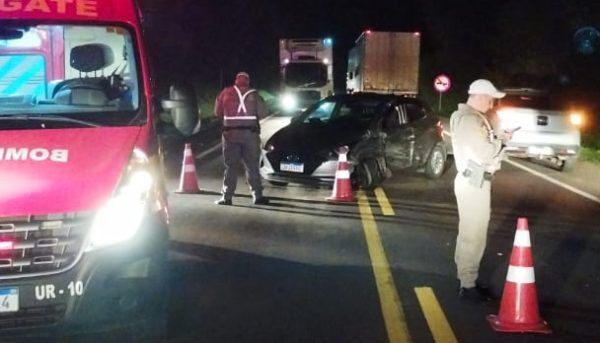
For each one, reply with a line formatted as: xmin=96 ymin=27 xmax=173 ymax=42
xmin=195 ymin=114 xmax=275 ymax=160
xmin=505 ymin=158 xmax=600 ymax=205
xmin=195 ymin=143 xmax=221 ymax=160
xmin=444 ymin=130 xmax=600 ymax=205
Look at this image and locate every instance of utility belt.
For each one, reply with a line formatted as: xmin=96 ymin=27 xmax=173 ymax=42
xmin=463 ymin=169 xmax=494 ymax=180
xmin=462 ymin=159 xmax=493 ymax=188
xmin=222 ymin=126 xmax=258 ymax=133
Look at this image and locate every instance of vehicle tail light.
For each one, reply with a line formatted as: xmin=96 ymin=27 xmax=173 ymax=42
xmin=569 ymin=112 xmax=584 ymax=126
xmin=436 ymin=120 xmax=444 ymax=136
xmin=0 ymin=241 xmax=13 ymax=251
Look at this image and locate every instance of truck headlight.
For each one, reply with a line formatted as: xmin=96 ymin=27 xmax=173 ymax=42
xmin=281 ymin=94 xmax=298 ymax=112
xmin=86 ymin=149 xmax=153 ymax=251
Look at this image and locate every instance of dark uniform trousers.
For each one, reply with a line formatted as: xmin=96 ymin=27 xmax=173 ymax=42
xmin=221 ymin=129 xmax=263 ymax=199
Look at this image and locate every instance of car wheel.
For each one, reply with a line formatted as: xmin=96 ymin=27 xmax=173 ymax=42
xmin=425 ymin=144 xmax=446 ymax=178
xmin=355 ymin=159 xmax=381 ymax=190
xmin=558 ymin=156 xmax=577 ymax=172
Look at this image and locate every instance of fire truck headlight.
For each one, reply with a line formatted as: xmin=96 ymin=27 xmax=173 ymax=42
xmin=281 ymin=94 xmax=298 ymax=112
xmin=86 ymin=150 xmax=153 ymax=251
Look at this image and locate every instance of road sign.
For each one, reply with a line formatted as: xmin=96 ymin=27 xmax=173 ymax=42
xmin=434 ymin=74 xmax=451 ymax=93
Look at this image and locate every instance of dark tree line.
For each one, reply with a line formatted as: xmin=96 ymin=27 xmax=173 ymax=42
xmin=140 ymin=0 xmax=600 ymax=115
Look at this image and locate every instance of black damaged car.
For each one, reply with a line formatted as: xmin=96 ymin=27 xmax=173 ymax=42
xmin=260 ymin=93 xmax=447 ymax=189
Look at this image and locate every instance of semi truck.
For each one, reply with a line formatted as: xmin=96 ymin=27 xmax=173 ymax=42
xmin=347 ymin=31 xmax=420 ymax=95
xmin=0 ymin=0 xmax=198 ymax=340
xmin=279 ymin=38 xmax=334 ymax=113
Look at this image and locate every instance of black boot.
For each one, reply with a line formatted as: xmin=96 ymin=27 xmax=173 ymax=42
xmin=214 ymin=197 xmax=232 ymax=205
xmin=253 ymin=197 xmax=269 ymax=205
xmin=458 ymin=283 xmax=495 ymax=303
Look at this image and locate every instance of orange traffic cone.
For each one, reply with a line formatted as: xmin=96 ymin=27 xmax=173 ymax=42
xmin=326 ymin=146 xmax=355 ymax=202
xmin=487 ymin=217 xmax=551 ymax=334
xmin=175 ymin=143 xmax=201 ymax=194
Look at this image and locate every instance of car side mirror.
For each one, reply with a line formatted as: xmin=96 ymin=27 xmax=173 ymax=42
xmin=161 ymin=84 xmax=201 ymax=137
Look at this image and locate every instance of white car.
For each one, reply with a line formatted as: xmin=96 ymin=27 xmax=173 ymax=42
xmin=493 ymin=89 xmax=582 ymax=171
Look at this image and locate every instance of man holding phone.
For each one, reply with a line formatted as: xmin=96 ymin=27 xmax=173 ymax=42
xmin=450 ymin=79 xmax=509 ymax=302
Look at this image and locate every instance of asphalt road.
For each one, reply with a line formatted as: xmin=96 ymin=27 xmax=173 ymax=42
xmin=163 ymin=131 xmax=600 ymax=343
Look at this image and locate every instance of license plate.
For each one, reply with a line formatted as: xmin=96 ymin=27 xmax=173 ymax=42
xmin=280 ymin=162 xmax=304 ymax=173
xmin=528 ymin=146 xmax=554 ymax=156
xmin=0 ymin=288 xmax=19 ymax=313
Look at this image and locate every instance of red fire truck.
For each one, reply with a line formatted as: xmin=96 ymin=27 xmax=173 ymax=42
xmin=0 ymin=0 xmax=198 ymax=340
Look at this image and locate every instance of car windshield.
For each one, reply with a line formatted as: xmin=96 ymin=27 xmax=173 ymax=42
xmin=283 ymin=62 xmax=327 ymax=88
xmin=0 ymin=23 xmax=141 ymax=127
xmin=499 ymin=94 xmax=563 ymax=111
xmin=299 ymin=97 xmax=384 ymax=123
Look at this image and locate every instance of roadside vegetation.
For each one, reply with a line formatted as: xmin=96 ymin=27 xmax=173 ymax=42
xmin=581 ymin=134 xmax=600 ymax=163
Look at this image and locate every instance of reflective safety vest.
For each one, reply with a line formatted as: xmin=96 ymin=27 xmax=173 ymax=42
xmin=223 ymin=85 xmax=258 ymax=128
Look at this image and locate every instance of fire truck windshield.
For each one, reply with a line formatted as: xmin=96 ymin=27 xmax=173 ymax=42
xmin=0 ymin=23 xmax=141 ymax=127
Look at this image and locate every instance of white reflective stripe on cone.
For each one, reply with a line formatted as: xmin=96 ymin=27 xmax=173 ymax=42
xmin=513 ymin=230 xmax=532 ymax=247
xmin=336 ymin=170 xmax=351 ymax=179
xmin=338 ymin=153 xmax=348 ymax=162
xmin=184 ymin=149 xmax=193 ymax=157
xmin=184 ymin=165 xmax=196 ymax=172
xmin=224 ymin=116 xmax=258 ymax=120
xmin=506 ymin=265 xmax=535 ymax=284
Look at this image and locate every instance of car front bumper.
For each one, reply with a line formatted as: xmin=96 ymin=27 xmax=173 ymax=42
xmin=260 ymin=150 xmax=355 ymax=186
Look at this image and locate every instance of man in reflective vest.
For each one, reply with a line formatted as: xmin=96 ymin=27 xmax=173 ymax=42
xmin=214 ymin=72 xmax=269 ymax=205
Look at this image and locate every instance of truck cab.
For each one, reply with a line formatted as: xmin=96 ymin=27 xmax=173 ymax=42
xmin=0 ymin=0 xmax=197 ymax=340
xmin=279 ymin=38 xmax=333 ymax=113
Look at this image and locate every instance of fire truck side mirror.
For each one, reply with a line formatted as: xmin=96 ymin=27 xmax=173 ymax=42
xmin=161 ymin=84 xmax=201 ymax=137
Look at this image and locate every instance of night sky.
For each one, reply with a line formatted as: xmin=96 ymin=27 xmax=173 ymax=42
xmin=140 ymin=0 xmax=600 ymax=114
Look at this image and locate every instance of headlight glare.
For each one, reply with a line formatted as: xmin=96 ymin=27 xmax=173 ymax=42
xmin=86 ymin=149 xmax=153 ymax=251
xmin=570 ymin=112 xmax=584 ymax=126
xmin=281 ymin=94 xmax=298 ymax=112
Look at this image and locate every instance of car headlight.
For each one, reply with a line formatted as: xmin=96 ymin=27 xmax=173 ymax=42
xmin=86 ymin=149 xmax=154 ymax=251
xmin=264 ymin=143 xmax=275 ymax=152
xmin=570 ymin=112 xmax=584 ymax=126
xmin=280 ymin=94 xmax=298 ymax=112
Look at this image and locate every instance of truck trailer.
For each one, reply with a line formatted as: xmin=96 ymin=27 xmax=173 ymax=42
xmin=347 ymin=31 xmax=420 ymax=95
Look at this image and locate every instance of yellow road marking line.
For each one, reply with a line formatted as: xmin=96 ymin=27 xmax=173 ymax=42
xmin=374 ymin=187 xmax=396 ymax=216
xmin=358 ymin=191 xmax=411 ymax=343
xmin=414 ymin=287 xmax=458 ymax=343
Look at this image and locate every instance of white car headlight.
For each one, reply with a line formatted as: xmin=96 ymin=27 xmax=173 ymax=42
xmin=86 ymin=149 xmax=154 ymax=251
xmin=264 ymin=143 xmax=275 ymax=152
xmin=280 ymin=94 xmax=298 ymax=112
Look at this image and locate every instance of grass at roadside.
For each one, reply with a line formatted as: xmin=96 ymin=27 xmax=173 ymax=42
xmin=581 ymin=134 xmax=600 ymax=163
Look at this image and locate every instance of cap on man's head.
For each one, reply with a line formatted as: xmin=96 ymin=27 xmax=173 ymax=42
xmin=468 ymin=79 xmax=505 ymax=98
xmin=236 ymin=72 xmax=250 ymax=79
